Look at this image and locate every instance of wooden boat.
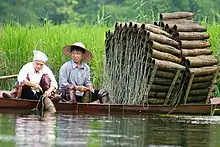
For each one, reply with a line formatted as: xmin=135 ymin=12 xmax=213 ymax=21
xmin=0 ymin=90 xmax=219 ymax=115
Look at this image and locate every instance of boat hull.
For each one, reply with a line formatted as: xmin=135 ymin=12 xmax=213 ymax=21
xmin=0 ymin=97 xmax=218 ymax=115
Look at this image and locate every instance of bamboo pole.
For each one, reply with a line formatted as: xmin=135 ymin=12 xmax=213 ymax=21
xmin=205 ymin=68 xmax=220 ymax=104
xmin=183 ymin=73 xmax=195 ymax=104
xmin=181 ymin=48 xmax=212 ymax=56
xmin=0 ymin=74 xmax=18 ymax=80
xmin=160 ymin=12 xmax=196 ymax=20
xmin=164 ymin=69 xmax=181 ymax=105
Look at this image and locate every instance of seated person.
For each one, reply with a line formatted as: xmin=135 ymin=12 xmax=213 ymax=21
xmin=5 ymin=50 xmax=58 ymax=100
xmin=59 ymin=42 xmax=109 ymax=103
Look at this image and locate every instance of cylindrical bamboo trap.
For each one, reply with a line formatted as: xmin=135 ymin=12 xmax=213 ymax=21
xmin=160 ymin=12 xmax=196 ymax=20
xmin=193 ymin=75 xmax=214 ymax=83
xmin=181 ymin=48 xmax=212 ymax=56
xmin=189 ymin=89 xmax=209 ymax=96
xmin=147 ymin=31 xmax=181 ymax=48
xmin=161 ymin=19 xmax=197 ymax=25
xmin=173 ymin=24 xmax=207 ymax=32
xmin=150 ymin=84 xmax=170 ymax=92
xmin=178 ymin=32 xmax=210 ymax=40
xmin=181 ymin=40 xmax=211 ymax=49
xmin=153 ymin=77 xmax=173 ymax=86
xmin=149 ymin=91 xmax=166 ymax=98
xmin=148 ymin=98 xmax=164 ymax=104
xmin=191 ymin=82 xmax=212 ymax=90
xmin=186 ymin=55 xmax=218 ymax=67
xmin=144 ymin=23 xmax=174 ymax=39
xmin=151 ymin=41 xmax=181 ymax=57
xmin=105 ymin=17 xmax=219 ymax=105
xmin=187 ymin=96 xmax=207 ymax=103
xmin=190 ymin=66 xmax=219 ymax=76
xmin=154 ymin=58 xmax=185 ymax=70
xmin=155 ymin=70 xmax=176 ymax=79
xmin=152 ymin=49 xmax=181 ymax=63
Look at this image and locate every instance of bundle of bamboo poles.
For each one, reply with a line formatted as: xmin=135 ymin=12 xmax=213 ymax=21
xmin=105 ymin=22 xmax=187 ymax=105
xmin=158 ymin=12 xmax=219 ymax=104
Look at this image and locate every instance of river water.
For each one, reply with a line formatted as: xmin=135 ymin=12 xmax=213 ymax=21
xmin=0 ymin=113 xmax=220 ymax=147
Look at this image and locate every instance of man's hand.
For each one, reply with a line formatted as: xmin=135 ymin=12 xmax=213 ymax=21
xmin=44 ymin=90 xmax=52 ymax=97
xmin=75 ymin=86 xmax=89 ymax=92
xmin=87 ymin=85 xmax=94 ymax=93
xmin=33 ymin=83 xmax=43 ymax=92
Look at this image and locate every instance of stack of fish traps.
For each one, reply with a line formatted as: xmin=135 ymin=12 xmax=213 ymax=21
xmin=104 ymin=12 xmax=219 ymax=105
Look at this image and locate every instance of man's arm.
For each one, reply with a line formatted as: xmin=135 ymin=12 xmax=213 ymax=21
xmin=59 ymin=63 xmax=74 ymax=89
xmin=84 ymin=65 xmax=94 ymax=92
xmin=84 ymin=65 xmax=93 ymax=87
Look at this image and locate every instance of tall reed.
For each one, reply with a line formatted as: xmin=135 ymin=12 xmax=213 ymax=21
xmin=0 ymin=23 xmax=109 ymax=88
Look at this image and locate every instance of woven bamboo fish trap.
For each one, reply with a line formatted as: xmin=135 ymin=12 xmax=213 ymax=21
xmin=104 ymin=12 xmax=219 ymax=106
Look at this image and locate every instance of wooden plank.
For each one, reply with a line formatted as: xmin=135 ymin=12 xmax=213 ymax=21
xmin=0 ymin=75 xmax=18 ymax=80
xmin=144 ymin=65 xmax=158 ymax=103
xmin=184 ymin=73 xmax=195 ymax=104
xmin=164 ymin=69 xmax=181 ymax=105
xmin=206 ymin=68 xmax=220 ymax=104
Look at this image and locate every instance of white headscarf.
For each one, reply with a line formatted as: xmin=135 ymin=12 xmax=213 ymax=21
xmin=33 ymin=50 xmax=48 ymax=62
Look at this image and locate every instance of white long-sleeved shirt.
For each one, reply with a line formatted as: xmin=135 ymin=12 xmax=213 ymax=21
xmin=17 ymin=62 xmax=58 ymax=89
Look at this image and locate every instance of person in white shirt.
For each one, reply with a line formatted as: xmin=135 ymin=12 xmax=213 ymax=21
xmin=8 ymin=50 xmax=58 ymax=100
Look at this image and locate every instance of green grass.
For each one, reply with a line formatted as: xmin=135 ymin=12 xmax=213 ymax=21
xmin=207 ymin=23 xmax=220 ymax=61
xmin=0 ymin=23 xmax=110 ymax=88
xmin=208 ymin=23 xmax=220 ymax=95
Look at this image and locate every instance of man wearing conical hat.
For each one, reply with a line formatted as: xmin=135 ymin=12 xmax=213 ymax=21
xmin=59 ymin=42 xmax=109 ymax=103
xmin=3 ymin=50 xmax=58 ymax=100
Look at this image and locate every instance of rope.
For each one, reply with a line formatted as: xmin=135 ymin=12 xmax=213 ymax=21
xmin=32 ymin=94 xmax=46 ymax=117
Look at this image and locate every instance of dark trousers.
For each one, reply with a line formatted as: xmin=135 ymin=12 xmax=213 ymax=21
xmin=21 ymin=86 xmax=42 ymax=100
xmin=20 ymin=74 xmax=51 ymax=100
xmin=75 ymin=89 xmax=100 ymax=103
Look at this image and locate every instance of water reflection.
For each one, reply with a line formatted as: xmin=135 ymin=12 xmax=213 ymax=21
xmin=15 ymin=114 xmax=56 ymax=147
xmin=0 ymin=113 xmax=220 ymax=147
